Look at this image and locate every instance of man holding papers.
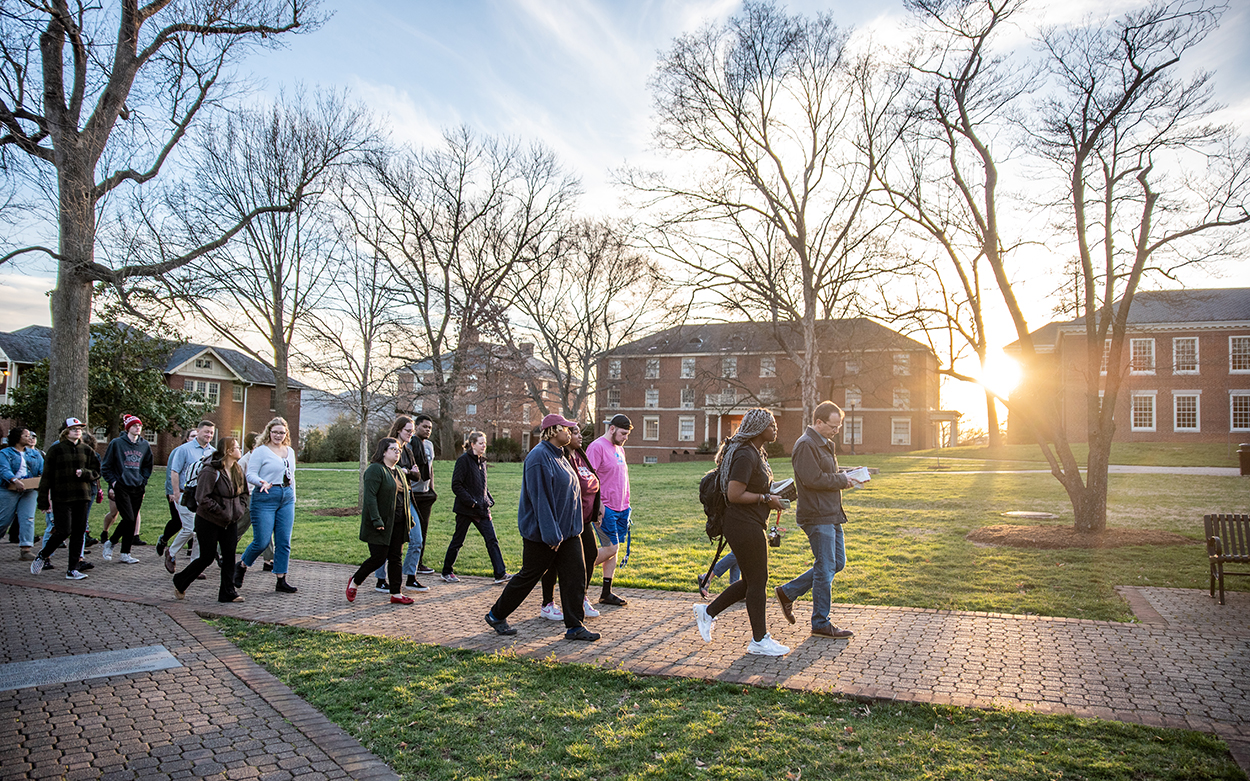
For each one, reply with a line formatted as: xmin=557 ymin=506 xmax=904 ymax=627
xmin=775 ymin=401 xmax=865 ymax=639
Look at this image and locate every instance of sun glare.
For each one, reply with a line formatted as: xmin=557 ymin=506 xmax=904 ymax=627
xmin=978 ymin=353 xmax=1022 ymax=397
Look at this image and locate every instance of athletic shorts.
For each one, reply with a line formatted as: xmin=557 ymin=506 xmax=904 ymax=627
xmin=595 ymin=506 xmax=631 ymax=546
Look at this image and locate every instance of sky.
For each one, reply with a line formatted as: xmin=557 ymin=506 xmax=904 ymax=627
xmin=2 ymin=0 xmax=1248 ymax=431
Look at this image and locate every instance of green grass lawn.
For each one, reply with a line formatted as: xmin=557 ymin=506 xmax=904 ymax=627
xmin=909 ymin=441 xmax=1245 ymax=468
xmin=215 ymin=619 xmax=1245 ymax=781
xmin=133 ymin=442 xmax=1248 ymax=622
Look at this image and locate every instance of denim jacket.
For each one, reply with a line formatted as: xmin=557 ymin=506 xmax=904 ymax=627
xmin=0 ymin=447 xmax=44 ymax=489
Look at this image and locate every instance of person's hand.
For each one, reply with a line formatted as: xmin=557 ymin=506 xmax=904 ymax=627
xmin=259 ymin=481 xmax=272 ymax=493
xmin=846 ymin=478 xmax=863 ymax=489
xmin=6 ymin=482 xmax=22 ymax=492
xmin=108 ymin=488 xmax=115 ymax=499
xmin=75 ymin=468 xmax=83 ymax=477
xmin=766 ymin=495 xmax=785 ymax=511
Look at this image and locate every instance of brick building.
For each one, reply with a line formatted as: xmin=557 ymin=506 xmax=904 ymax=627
xmin=1007 ymin=287 xmax=1250 ymax=444
xmin=0 ymin=325 xmax=305 ymax=464
xmin=397 ymin=339 xmax=585 ymax=454
xmin=597 ymin=320 xmax=958 ymax=463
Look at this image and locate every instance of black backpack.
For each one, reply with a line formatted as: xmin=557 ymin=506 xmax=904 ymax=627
xmin=180 ymin=454 xmax=212 ymax=512
xmin=699 ymin=468 xmax=727 ymax=541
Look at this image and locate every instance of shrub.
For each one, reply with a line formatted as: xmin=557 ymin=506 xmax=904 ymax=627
xmin=486 ymin=436 xmax=524 ymax=463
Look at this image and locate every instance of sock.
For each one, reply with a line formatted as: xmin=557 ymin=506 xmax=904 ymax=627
xmin=406 ymin=575 xmax=416 ymax=587
xmin=601 ymin=577 xmax=613 ymax=599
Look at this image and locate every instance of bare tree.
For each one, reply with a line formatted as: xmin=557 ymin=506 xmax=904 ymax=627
xmin=506 ymin=217 xmax=673 ymax=420
xmin=903 ymin=0 xmax=1249 ymax=532
xmin=625 ymin=0 xmax=909 ymax=423
xmin=0 ymin=0 xmax=319 ymax=439
xmin=348 ymin=127 xmax=579 ymax=454
xmin=141 ymin=89 xmax=377 ymax=419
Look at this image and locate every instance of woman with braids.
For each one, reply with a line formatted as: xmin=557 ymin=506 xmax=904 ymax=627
xmin=692 ymin=408 xmax=790 ymax=656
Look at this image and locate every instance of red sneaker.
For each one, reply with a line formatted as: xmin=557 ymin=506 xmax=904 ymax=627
xmin=346 ymin=577 xmax=357 ymax=603
xmin=390 ymin=594 xmax=414 ymax=605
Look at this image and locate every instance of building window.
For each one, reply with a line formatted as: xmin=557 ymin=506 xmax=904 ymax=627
xmin=645 ymin=388 xmax=659 ymax=408
xmin=1100 ymin=339 xmax=1112 ymax=374
xmin=643 ymin=455 xmax=658 ymax=464
xmin=1130 ymin=392 xmax=1156 ymax=432
xmin=758 ymin=386 xmax=776 ymax=403
xmin=722 ymin=357 xmax=737 ymax=378
xmin=194 ymin=357 xmax=212 ymax=369
xmin=1231 ymin=393 xmax=1250 ymax=431
xmin=1130 ymin=338 xmax=1155 ymax=374
xmin=843 ymin=416 xmax=862 ymax=446
xmin=893 ymin=353 xmax=911 ymax=376
xmin=230 ymin=429 xmax=242 ymax=443
xmin=523 ymin=404 xmax=532 ymax=421
xmin=844 ymin=386 xmax=861 ymax=407
xmin=680 ymin=388 xmax=695 ymax=409
xmin=608 ymin=359 xmax=622 ymax=380
xmin=759 ymin=356 xmax=775 ymax=378
xmin=1173 ymin=392 xmax=1200 ymax=432
xmin=891 ymin=417 xmax=911 ymax=446
xmin=232 ymin=384 xmax=244 ymax=403
xmin=142 ymin=430 xmax=157 ymax=443
xmin=1173 ymin=337 xmax=1198 ymax=374
xmin=607 ymin=388 xmax=620 ymax=408
xmin=466 ymin=374 xmax=478 ymax=393
xmin=467 ymin=404 xmax=477 ymax=415
xmin=643 ymin=416 xmax=659 ymax=441
xmin=678 ymin=416 xmax=696 ymax=441
xmin=893 ymin=388 xmax=910 ymax=409
xmin=1231 ymin=336 xmax=1250 ymax=373
xmin=845 ymin=359 xmax=860 ymax=375
xmin=413 ymin=398 xmax=424 ymax=413
xmin=681 ymin=357 xmax=695 ymax=379
xmin=184 ymin=379 xmax=220 ymax=408
xmin=645 ymin=359 xmax=659 ymax=379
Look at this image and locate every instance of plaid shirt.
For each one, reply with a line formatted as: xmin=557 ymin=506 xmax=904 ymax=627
xmin=37 ymin=437 xmax=101 ymax=510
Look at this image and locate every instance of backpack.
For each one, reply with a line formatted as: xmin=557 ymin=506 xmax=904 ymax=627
xmin=699 ymin=468 xmax=727 ymax=541
xmin=179 ymin=453 xmax=212 ymax=512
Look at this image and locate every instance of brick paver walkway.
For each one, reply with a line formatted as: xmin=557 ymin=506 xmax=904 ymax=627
xmin=2 ymin=549 xmax=1248 ymax=776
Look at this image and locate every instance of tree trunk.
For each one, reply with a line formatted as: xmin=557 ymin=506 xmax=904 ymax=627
xmin=985 ymin=390 xmax=1001 ymax=449
xmin=45 ymin=177 xmax=96 ymax=442
xmin=357 ymin=405 xmax=368 ymax=509
xmin=272 ymin=337 xmax=290 ymax=420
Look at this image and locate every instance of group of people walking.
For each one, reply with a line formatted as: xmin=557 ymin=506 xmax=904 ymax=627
xmin=7 ymin=399 xmax=864 ymax=657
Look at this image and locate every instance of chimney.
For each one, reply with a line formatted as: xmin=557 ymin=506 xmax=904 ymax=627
xmin=518 ymin=342 xmax=534 ymax=358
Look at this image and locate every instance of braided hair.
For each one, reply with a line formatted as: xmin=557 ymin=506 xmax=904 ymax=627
xmin=714 ymin=407 xmax=775 ymax=493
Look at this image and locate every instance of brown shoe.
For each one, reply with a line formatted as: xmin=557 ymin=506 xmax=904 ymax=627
xmin=19 ymin=547 xmax=35 ymax=562
xmin=775 ymin=586 xmax=796 ymax=624
xmin=812 ymin=625 xmax=853 ymax=639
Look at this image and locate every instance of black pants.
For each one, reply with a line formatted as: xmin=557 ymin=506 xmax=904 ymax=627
xmin=352 ymin=519 xmax=406 ymax=594
xmin=162 ymin=497 xmax=181 ymax=542
xmin=414 ymin=495 xmax=434 ymax=569
xmin=108 ymin=484 xmax=145 ymax=553
xmin=492 ymin=536 xmax=586 ymax=630
xmin=707 ymin=516 xmax=770 ymax=641
xmin=442 ymin=513 xmax=507 ymax=579
xmin=39 ymin=500 xmax=91 ymax=573
xmin=542 ymin=522 xmax=597 ymax=604
xmin=172 ymin=519 xmax=238 ymax=601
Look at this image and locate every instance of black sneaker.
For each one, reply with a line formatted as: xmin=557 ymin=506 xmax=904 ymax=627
xmin=262 ymin=562 xmax=273 ymax=572
xmin=416 ymin=565 xmax=435 ymax=575
xmin=374 ymin=579 xmax=390 ymax=593
xmin=155 ymin=536 xmax=167 ymax=556
xmin=84 ymin=535 xmax=99 ymax=548
xmin=233 ymin=563 xmax=247 ymax=589
xmin=599 ymin=593 xmax=628 ymax=607
xmin=565 ymin=626 xmax=601 ymax=642
xmin=275 ymin=579 xmax=298 ymax=594
xmin=131 ymin=537 xmax=148 ymax=546
xmin=77 ymin=561 xmax=95 ymax=571
xmin=485 ymin=611 xmax=517 ymax=636
xmin=406 ymin=578 xmax=429 ymax=592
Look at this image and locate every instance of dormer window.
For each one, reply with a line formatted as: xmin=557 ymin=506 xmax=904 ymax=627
xmin=195 ymin=357 xmax=212 ymax=369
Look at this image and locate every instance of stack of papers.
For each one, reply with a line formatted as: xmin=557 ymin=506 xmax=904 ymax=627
xmin=843 ymin=466 xmax=871 ymax=484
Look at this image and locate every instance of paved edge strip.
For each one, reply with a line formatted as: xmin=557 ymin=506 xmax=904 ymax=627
xmin=4 ymin=573 xmax=1248 ymax=778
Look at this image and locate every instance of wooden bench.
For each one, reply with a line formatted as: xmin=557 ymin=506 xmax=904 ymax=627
xmin=1205 ymin=514 xmax=1250 ymax=605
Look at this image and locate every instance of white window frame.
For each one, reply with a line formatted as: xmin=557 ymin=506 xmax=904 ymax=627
xmin=229 ymin=429 xmax=242 ymax=443
xmin=890 ymin=417 xmax=911 ymax=446
xmin=893 ymin=387 xmax=910 ymax=410
xmin=607 ymin=388 xmax=620 ymax=408
xmin=643 ymin=455 xmax=658 ymax=464
xmin=681 ymin=357 xmax=696 ymax=379
xmin=1231 ymin=336 xmax=1250 ymax=374
xmin=845 ymin=359 xmax=860 ymax=375
xmin=680 ymin=388 xmax=695 ymax=409
xmin=142 ymin=430 xmax=157 ymax=443
xmin=466 ymin=403 xmax=477 ymax=415
xmin=1100 ymin=339 xmax=1112 ymax=375
xmin=1172 ymin=337 xmax=1198 ymax=375
xmin=722 ymin=356 xmax=737 ymax=379
xmin=1130 ymin=338 xmax=1155 ymax=374
xmin=608 ymin=359 xmax=622 ymax=380
xmin=1172 ymin=390 xmax=1200 ymax=432
xmin=1231 ymin=391 xmax=1250 ymax=432
xmin=1130 ymin=391 xmax=1157 ymax=432
xmin=842 ymin=416 xmax=862 ymax=446
xmin=678 ymin=415 xmax=696 ymax=441
xmin=759 ymin=356 xmax=776 ymax=378
xmin=185 ymin=379 xmax=220 ymax=408
xmin=232 ymin=384 xmax=244 ymax=403
xmin=645 ymin=359 xmax=660 ymax=379
xmin=644 ymin=388 xmax=659 ymax=408
xmin=466 ymin=374 xmax=478 ymax=393
xmin=844 ymin=386 xmax=861 ymax=407
xmin=642 ymin=415 xmax=660 ymax=441
xmin=893 ymin=353 xmax=911 ymax=376
xmin=194 ymin=357 xmax=212 ymax=369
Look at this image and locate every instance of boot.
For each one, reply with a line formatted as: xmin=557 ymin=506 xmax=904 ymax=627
xmin=233 ymin=562 xmax=247 ymax=589
xmin=19 ymin=546 xmax=35 ymax=562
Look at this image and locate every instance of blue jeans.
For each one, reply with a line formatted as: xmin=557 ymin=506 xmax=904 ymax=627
xmin=713 ymin=550 xmax=740 ymax=583
xmin=778 ymin=523 xmax=845 ymax=631
xmin=243 ymin=486 xmax=295 ymax=574
xmin=375 ymin=498 xmax=425 ymax=580
xmin=0 ymin=488 xmax=37 ymax=547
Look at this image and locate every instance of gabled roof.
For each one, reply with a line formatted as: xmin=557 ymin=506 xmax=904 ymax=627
xmin=403 ymin=341 xmax=571 ymax=384
xmin=609 ymin=318 xmax=930 ymax=357
xmin=166 ymin=343 xmax=310 ymax=390
xmin=0 ymin=325 xmax=52 ymax=364
xmin=1011 ymin=287 xmax=1250 ymax=351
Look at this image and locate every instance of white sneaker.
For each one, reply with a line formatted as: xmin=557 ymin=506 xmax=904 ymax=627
xmin=117 ymin=553 xmax=140 ymax=564
xmin=101 ymin=541 xmax=113 ymax=561
xmin=582 ymin=599 xmax=600 ymax=618
xmin=65 ymin=570 xmax=88 ymax=580
xmin=747 ymin=633 xmax=790 ymax=656
xmin=693 ymin=604 xmax=715 ymax=642
xmin=540 ymin=602 xmax=564 ymax=621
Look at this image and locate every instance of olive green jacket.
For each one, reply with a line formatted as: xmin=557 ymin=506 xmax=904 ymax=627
xmin=359 ymin=462 xmax=413 ymax=545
